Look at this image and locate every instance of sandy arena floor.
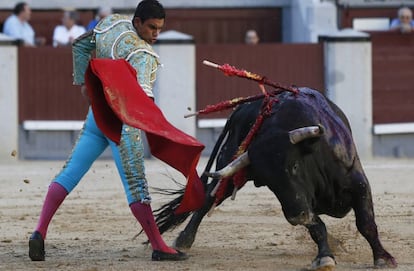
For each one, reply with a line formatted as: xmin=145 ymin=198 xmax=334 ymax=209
xmin=0 ymin=156 xmax=413 ymax=271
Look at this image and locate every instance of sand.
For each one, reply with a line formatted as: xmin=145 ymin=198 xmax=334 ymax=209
xmin=0 ymin=157 xmax=413 ymax=271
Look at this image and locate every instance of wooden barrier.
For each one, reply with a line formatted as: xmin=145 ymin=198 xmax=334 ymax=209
xmin=18 ymin=47 xmax=89 ymax=123
xmin=17 ymin=35 xmax=414 ymax=126
xmin=195 ymin=43 xmax=325 ymax=119
xmin=370 ymin=32 xmax=414 ymax=124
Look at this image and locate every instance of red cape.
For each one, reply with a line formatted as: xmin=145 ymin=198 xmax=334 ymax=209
xmin=85 ymin=58 xmax=205 ymax=214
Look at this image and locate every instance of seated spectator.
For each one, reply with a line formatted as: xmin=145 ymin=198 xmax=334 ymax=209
xmin=245 ymin=29 xmax=260 ymax=45
xmin=86 ymin=6 xmax=113 ymax=31
xmin=53 ymin=10 xmax=86 ymax=47
xmin=390 ymin=7 xmax=414 ymax=33
xmin=3 ymin=2 xmax=45 ymax=46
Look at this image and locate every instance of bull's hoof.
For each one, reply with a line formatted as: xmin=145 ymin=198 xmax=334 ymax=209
xmin=173 ymin=231 xmax=195 ymax=249
xmin=310 ymin=256 xmax=336 ymax=271
xmin=374 ymin=255 xmax=398 ymax=269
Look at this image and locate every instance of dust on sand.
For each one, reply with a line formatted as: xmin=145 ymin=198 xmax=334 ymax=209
xmin=0 ymin=157 xmax=413 ymax=270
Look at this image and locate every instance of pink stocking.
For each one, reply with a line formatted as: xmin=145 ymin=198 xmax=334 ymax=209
xmin=34 ymin=182 xmax=68 ymax=239
xmin=130 ymin=202 xmax=177 ymax=254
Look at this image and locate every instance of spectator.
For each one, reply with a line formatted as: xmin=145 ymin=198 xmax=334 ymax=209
xmin=86 ymin=6 xmax=113 ymax=31
xmin=53 ymin=10 xmax=86 ymax=47
xmin=245 ymin=29 xmax=260 ymax=45
xmin=3 ymin=2 xmax=45 ymax=46
xmin=390 ymin=7 xmax=414 ymax=33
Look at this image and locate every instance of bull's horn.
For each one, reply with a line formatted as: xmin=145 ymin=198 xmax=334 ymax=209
xmin=289 ymin=125 xmax=323 ymax=144
xmin=205 ymin=151 xmax=250 ymax=179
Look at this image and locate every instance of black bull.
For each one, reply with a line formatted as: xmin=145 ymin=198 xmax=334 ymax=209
xmin=154 ymin=87 xmax=397 ymax=269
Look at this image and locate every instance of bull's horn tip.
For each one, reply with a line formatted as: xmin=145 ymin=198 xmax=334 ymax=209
xmin=204 ymin=171 xmax=219 ymax=179
xmin=317 ymin=124 xmax=325 ymax=134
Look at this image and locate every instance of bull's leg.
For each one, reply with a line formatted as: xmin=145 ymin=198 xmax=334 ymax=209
xmin=350 ymin=171 xmax=397 ymax=268
xmin=174 ymin=180 xmax=233 ymax=249
xmin=305 ymin=216 xmax=336 ymax=271
xmin=174 ymin=192 xmax=215 ymax=249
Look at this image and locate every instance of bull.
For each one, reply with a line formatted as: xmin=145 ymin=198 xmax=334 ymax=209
xmin=154 ymin=87 xmax=397 ymax=270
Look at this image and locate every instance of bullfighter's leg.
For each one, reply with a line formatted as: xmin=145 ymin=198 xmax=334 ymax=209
xmin=350 ymin=170 xmax=397 ymax=268
xmin=174 ymin=179 xmax=233 ymax=249
xmin=305 ymin=216 xmax=336 ymax=270
xmin=29 ymin=109 xmax=109 ymax=261
xmin=110 ymin=126 xmax=187 ymax=261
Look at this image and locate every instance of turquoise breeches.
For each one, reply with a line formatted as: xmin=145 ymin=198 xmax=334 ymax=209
xmin=53 ymin=108 xmax=151 ymax=205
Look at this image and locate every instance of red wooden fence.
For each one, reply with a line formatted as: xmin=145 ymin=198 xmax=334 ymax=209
xmin=195 ymin=43 xmax=325 ymax=119
xmin=370 ymin=32 xmax=414 ymax=124
xmin=18 ymin=47 xmax=89 ymax=123
xmin=17 ymin=35 xmax=414 ymax=125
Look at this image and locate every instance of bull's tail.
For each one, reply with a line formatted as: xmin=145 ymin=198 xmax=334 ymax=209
xmin=153 ymin=189 xmax=189 ymax=235
xmin=200 ymin=118 xmax=232 ymax=182
xmin=154 ymin=119 xmax=232 ymax=234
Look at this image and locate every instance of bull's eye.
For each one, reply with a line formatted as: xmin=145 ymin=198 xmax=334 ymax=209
xmin=292 ymin=163 xmax=299 ymax=175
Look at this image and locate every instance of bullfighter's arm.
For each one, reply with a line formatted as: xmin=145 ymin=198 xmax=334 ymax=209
xmin=72 ymin=30 xmax=96 ymax=85
xmin=127 ymin=52 xmax=159 ymax=99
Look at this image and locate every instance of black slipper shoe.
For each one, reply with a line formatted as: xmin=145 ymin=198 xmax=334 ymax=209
xmin=151 ymin=250 xmax=188 ymax=261
xmin=29 ymin=231 xmax=45 ymax=261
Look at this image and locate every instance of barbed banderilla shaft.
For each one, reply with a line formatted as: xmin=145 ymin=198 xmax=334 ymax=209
xmin=184 ymin=94 xmax=265 ymax=118
xmin=202 ymin=60 xmax=299 ymax=95
xmin=184 ymin=60 xmax=299 ymax=118
xmin=198 ymin=60 xmax=299 ymax=216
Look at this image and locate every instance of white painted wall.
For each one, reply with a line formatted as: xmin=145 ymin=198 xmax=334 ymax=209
xmin=153 ymin=41 xmax=196 ymax=137
xmin=0 ymin=44 xmax=18 ymax=161
xmin=283 ymin=0 xmax=337 ymax=43
xmin=323 ymin=33 xmax=373 ymax=159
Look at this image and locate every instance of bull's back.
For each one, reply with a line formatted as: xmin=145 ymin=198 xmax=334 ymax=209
xmin=223 ymin=87 xmax=357 ymax=170
xmin=290 ymin=88 xmax=357 ymax=168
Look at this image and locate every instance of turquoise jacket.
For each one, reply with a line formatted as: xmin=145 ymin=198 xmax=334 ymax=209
xmin=72 ymin=14 xmax=160 ymax=98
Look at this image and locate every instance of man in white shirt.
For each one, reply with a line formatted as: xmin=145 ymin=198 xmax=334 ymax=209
xmin=389 ymin=7 xmax=414 ymax=33
xmin=3 ymin=2 xmax=35 ymax=46
xmin=53 ymin=10 xmax=86 ymax=47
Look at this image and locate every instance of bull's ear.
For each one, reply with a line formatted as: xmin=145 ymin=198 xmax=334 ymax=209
xmin=289 ymin=125 xmax=324 ymax=154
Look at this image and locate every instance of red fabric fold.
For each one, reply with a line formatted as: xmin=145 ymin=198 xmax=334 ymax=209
xmin=84 ymin=58 xmax=205 ymax=214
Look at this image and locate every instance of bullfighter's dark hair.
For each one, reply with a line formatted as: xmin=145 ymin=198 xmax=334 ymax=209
xmin=132 ymin=0 xmax=165 ymax=23
xmin=13 ymin=2 xmax=27 ymax=15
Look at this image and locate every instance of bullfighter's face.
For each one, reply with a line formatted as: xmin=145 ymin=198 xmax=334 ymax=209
xmin=133 ymin=17 xmax=164 ymax=44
